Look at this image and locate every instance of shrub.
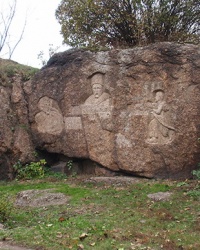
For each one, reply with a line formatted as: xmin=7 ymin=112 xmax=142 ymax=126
xmin=13 ymin=159 xmax=46 ymax=180
xmin=192 ymin=138 xmax=200 ymax=180
xmin=192 ymin=165 xmax=200 ymax=180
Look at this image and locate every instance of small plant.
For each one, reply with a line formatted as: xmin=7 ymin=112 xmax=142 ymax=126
xmin=191 ymin=138 xmax=200 ymax=180
xmin=37 ymin=44 xmax=60 ymax=66
xmin=176 ymin=181 xmax=189 ymax=187
xmin=67 ymin=160 xmax=73 ymax=170
xmin=188 ymin=159 xmax=200 ymax=199
xmin=187 ymin=189 xmax=200 ymax=199
xmin=13 ymin=159 xmax=46 ymax=180
xmin=192 ymin=163 xmax=200 ymax=180
xmin=0 ymin=196 xmax=13 ymax=223
xmin=32 ymin=150 xmax=39 ymax=158
xmin=66 ymin=160 xmax=78 ymax=177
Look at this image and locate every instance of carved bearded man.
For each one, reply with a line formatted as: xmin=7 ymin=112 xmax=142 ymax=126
xmin=84 ymin=73 xmax=110 ymax=106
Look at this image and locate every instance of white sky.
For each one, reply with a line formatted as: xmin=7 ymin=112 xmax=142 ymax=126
xmin=0 ymin=0 xmax=69 ymax=68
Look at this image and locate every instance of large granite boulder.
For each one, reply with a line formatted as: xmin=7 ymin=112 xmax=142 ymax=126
xmin=1 ymin=43 xmax=199 ymax=179
xmin=26 ymin=42 xmax=200 ymax=179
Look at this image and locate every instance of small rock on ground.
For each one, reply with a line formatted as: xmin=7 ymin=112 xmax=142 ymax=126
xmin=147 ymin=192 xmax=172 ymax=201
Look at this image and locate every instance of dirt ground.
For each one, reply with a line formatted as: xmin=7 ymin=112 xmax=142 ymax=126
xmin=0 ymin=241 xmax=33 ymax=250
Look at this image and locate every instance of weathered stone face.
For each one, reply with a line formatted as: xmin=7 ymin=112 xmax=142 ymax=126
xmin=0 ymin=75 xmax=35 ymax=180
xmin=26 ymin=42 xmax=200 ymax=179
xmin=1 ymin=43 xmax=199 ymax=179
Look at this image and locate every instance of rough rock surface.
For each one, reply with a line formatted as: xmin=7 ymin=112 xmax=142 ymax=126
xmin=27 ymin=42 xmax=200 ymax=179
xmin=0 ymin=70 xmax=35 ymax=180
xmin=1 ymin=43 xmax=200 ymax=179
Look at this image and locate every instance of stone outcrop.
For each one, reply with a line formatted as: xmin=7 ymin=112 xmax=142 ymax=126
xmin=1 ymin=43 xmax=200 ymax=179
xmin=0 ymin=63 xmax=36 ymax=180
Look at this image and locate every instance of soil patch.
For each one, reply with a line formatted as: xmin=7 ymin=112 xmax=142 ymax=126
xmin=0 ymin=241 xmax=33 ymax=250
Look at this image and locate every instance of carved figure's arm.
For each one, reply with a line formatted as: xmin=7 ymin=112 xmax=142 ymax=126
xmin=152 ymin=102 xmax=164 ymax=115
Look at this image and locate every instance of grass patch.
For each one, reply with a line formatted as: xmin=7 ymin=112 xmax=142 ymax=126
xmin=0 ymin=178 xmax=199 ymax=250
xmin=0 ymin=58 xmax=38 ymax=86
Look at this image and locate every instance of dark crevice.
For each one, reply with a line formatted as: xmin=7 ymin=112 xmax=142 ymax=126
xmin=36 ymin=149 xmax=147 ymax=178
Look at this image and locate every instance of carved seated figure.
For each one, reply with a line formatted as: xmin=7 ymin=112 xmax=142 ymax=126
xmin=147 ymin=90 xmax=175 ymax=144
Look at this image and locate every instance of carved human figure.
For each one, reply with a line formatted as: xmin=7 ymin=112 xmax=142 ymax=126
xmin=82 ymin=73 xmax=113 ymax=128
xmin=84 ymin=73 xmax=110 ymax=106
xmin=35 ymin=96 xmax=64 ymax=135
xmin=67 ymin=73 xmax=113 ymax=131
xmin=147 ymin=90 xmax=175 ymax=144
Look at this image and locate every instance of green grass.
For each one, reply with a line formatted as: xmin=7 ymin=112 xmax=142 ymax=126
xmin=0 ymin=58 xmax=38 ymax=86
xmin=0 ymin=178 xmax=199 ymax=250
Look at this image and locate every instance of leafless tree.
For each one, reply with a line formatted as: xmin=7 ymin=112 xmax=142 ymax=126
xmin=0 ymin=0 xmax=27 ymax=59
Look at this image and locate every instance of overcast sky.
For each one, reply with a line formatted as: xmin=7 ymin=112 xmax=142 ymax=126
xmin=0 ymin=0 xmax=69 ymax=68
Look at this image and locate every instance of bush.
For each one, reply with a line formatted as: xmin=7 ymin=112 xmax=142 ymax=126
xmin=188 ymin=161 xmax=200 ymax=200
xmin=13 ymin=159 xmax=46 ymax=180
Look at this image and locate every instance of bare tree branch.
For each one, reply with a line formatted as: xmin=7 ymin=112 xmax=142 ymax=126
xmin=7 ymin=15 xmax=27 ymax=59
xmin=0 ymin=0 xmax=16 ymax=52
xmin=0 ymin=0 xmax=27 ymax=59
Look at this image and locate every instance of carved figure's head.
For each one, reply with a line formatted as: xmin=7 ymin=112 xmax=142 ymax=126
xmin=91 ymin=73 xmax=104 ymax=98
xmin=38 ymin=96 xmax=53 ymax=111
xmin=155 ymin=90 xmax=164 ymax=102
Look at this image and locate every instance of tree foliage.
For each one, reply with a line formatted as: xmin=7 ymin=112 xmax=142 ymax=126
xmin=56 ymin=0 xmax=200 ymax=48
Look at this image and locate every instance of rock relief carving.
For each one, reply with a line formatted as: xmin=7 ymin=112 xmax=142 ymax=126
xmin=146 ymin=89 xmax=175 ymax=144
xmin=82 ymin=73 xmax=112 ymax=109
xmin=84 ymin=74 xmax=110 ymax=105
xmin=130 ymin=82 xmax=164 ymax=116
xmin=82 ymin=73 xmax=113 ymax=129
xmin=35 ymin=96 xmax=64 ymax=135
xmin=64 ymin=117 xmax=83 ymax=130
xmin=67 ymin=73 xmax=113 ymax=131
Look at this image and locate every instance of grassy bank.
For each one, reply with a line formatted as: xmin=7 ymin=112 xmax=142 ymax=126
xmin=0 ymin=58 xmax=38 ymax=86
xmin=0 ymin=177 xmax=199 ymax=250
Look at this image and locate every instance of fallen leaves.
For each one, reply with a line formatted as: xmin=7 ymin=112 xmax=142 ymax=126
xmin=56 ymin=232 xmax=63 ymax=238
xmin=58 ymin=216 xmax=66 ymax=222
xmin=77 ymin=243 xmax=84 ymax=249
xmin=79 ymin=232 xmax=88 ymax=240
